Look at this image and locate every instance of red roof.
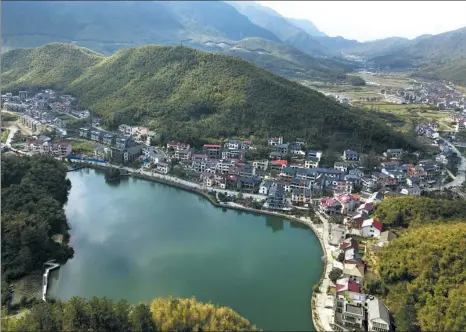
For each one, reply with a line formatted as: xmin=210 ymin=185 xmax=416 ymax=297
xmin=372 ymin=219 xmax=383 ymax=231
xmin=336 ymin=278 xmax=360 ymax=293
xmin=271 ymin=160 xmax=288 ymax=166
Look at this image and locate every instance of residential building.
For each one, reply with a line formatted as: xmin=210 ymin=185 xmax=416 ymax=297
xmin=276 ymin=143 xmax=289 ymax=154
xmin=115 ymin=136 xmax=131 ymax=149
xmin=259 ymin=180 xmax=273 ymax=195
xmin=156 ymin=162 xmax=170 ymax=174
xmin=269 ymin=151 xmax=286 ymax=160
xmin=203 ymin=144 xmax=222 ymax=159
xmin=305 ymin=156 xmax=320 ymax=169
xmin=334 ymin=161 xmax=349 ymax=173
xmin=111 ymin=145 xmax=142 ymax=164
xmin=237 ymin=177 xmax=260 ymax=193
xmin=361 ymin=218 xmax=383 ymax=238
xmin=334 ymin=300 xmax=366 ymax=331
xmin=342 ymin=265 xmax=365 ymax=285
xmin=320 ymin=197 xmax=342 ymax=215
xmin=79 ymin=128 xmax=90 ymax=139
xmin=384 ymin=149 xmax=404 ymax=160
xmin=253 ymin=160 xmax=269 ymax=171
xmin=291 ymin=188 xmax=312 ymax=206
xmin=367 ymin=298 xmax=391 ymax=332
xmin=343 ymin=149 xmax=359 ymax=161
xmin=329 ymin=224 xmax=347 ymax=246
xmin=263 ymin=183 xmax=287 ymax=211
xmin=268 ymin=137 xmax=283 ymax=146
xmin=400 ymin=185 xmax=421 ymax=196
xmin=175 ymin=148 xmax=192 ymax=161
xmin=102 ymin=134 xmax=115 ymax=146
xmin=118 ymin=124 xmax=132 ymax=135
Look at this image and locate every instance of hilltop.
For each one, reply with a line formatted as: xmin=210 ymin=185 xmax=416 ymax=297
xmin=2 ymin=43 xmax=416 ymax=152
xmin=0 ymin=1 xmax=351 ymax=82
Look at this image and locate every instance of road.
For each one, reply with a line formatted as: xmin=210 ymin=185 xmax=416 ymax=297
xmin=71 ymin=160 xmax=266 ymax=201
xmin=5 ymin=125 xmax=18 ymax=147
xmin=427 ymin=140 xmax=466 ymax=191
xmin=312 ymin=211 xmax=334 ymax=332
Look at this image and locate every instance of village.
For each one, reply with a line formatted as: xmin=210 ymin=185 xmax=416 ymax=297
xmin=2 ymin=88 xmax=466 ymax=332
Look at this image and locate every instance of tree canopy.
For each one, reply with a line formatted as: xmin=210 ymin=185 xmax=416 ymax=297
xmin=374 ymin=196 xmax=466 ymax=228
xmin=2 ymin=296 xmax=259 ymax=332
xmin=377 ymin=222 xmax=466 ymax=332
xmin=1 ymin=155 xmax=74 ymax=283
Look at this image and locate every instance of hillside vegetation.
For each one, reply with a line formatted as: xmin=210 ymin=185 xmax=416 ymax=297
xmin=2 ymin=43 xmax=417 ymax=153
xmin=1 ymin=155 xmax=74 ymax=283
xmin=2 ymin=296 xmax=259 ymax=331
xmin=378 ymin=223 xmax=466 ymax=332
xmin=374 ymin=196 xmax=466 ymax=228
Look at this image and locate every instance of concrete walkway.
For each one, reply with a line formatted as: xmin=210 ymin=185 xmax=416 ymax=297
xmin=313 ymin=211 xmax=335 ymax=332
xmin=5 ymin=125 xmax=18 ymax=147
xmin=42 ymin=261 xmax=60 ymax=302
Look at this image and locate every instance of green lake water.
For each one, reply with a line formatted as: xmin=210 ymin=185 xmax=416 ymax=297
xmin=48 ymin=169 xmax=323 ymax=331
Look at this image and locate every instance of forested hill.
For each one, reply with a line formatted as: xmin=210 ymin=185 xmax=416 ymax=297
xmin=1 ymin=155 xmax=74 ymax=283
xmin=2 ymin=43 xmax=416 ymax=152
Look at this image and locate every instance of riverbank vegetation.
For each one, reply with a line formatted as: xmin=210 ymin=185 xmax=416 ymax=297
xmin=2 ymin=296 xmax=259 ymax=332
xmin=1 ymin=155 xmax=74 ymax=306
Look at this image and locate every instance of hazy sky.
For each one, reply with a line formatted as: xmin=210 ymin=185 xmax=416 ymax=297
xmin=258 ymin=1 xmax=466 ymax=42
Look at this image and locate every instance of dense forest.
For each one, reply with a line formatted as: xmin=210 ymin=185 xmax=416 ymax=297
xmin=373 ymin=196 xmax=466 ymax=228
xmin=1 ymin=155 xmax=74 ymax=283
xmin=377 ymin=223 xmax=466 ymax=332
xmin=2 ymin=43 xmax=418 ymax=152
xmin=1 ymin=296 xmax=259 ymax=332
xmin=372 ymin=195 xmax=466 ymax=331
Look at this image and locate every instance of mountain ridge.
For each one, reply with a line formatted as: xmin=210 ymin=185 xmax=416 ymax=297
xmin=2 ymin=43 xmax=416 ymax=153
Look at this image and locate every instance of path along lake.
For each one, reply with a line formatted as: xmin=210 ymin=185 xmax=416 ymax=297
xmin=48 ymin=169 xmax=323 ymax=331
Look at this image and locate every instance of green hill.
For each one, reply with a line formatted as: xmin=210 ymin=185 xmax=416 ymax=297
xmin=2 ymin=43 xmax=416 ymax=152
xmin=378 ymin=222 xmax=466 ymax=332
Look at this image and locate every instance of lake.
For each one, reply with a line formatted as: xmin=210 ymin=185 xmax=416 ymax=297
xmin=48 ymin=169 xmax=324 ymax=331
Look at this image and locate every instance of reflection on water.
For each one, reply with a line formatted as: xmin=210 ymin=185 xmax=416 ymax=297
xmin=265 ymin=216 xmax=284 ymax=232
xmin=50 ymin=169 xmax=323 ymax=332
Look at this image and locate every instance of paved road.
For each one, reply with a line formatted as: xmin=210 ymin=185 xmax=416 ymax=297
xmin=72 ymin=160 xmax=266 ymax=201
xmin=313 ymin=211 xmax=335 ymax=331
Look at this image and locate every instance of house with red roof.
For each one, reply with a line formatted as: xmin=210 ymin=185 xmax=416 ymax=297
xmin=361 ymin=218 xmax=383 ymax=238
xmin=335 ymin=193 xmax=357 ymax=214
xmin=336 ymin=277 xmax=361 ymax=295
xmin=319 ymin=197 xmax=342 ymax=215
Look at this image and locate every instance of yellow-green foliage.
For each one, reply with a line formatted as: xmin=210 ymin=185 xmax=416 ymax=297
xmin=2 ymin=296 xmax=259 ymax=332
xmin=2 ymin=43 xmax=417 ymax=152
xmin=151 ymin=297 xmax=258 ymax=331
xmin=378 ymin=223 xmax=466 ymax=331
xmin=374 ymin=196 xmax=466 ymax=228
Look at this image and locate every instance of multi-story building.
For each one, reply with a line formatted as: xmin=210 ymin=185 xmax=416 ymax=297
xmin=263 ymin=183 xmax=287 ymax=211
xmin=203 ymin=144 xmax=222 ymax=159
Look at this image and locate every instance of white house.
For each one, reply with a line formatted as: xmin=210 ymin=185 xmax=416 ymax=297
xmin=361 ymin=218 xmax=383 ymax=238
xmin=259 ymin=181 xmax=273 ymax=195
xmin=156 ymin=162 xmax=170 ymax=174
xmin=367 ymin=298 xmax=391 ymax=332
xmin=400 ymin=185 xmax=421 ymax=196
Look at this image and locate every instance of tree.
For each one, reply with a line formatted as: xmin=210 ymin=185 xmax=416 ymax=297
xmin=129 ymin=303 xmax=156 ymax=332
xmin=329 ymin=268 xmax=343 ymax=284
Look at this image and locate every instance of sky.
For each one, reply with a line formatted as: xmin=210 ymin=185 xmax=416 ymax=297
xmin=257 ymin=1 xmax=466 ymax=42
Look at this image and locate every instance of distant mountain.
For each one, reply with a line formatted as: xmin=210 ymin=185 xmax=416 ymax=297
xmin=1 ymin=1 xmax=353 ymax=82
xmin=227 ymin=1 xmax=330 ymax=56
xmin=342 ymin=37 xmax=411 ymax=58
xmin=2 ymin=43 xmax=415 ymax=153
xmin=1 ymin=1 xmax=279 ymax=52
xmin=223 ymin=37 xmax=352 ymax=81
xmin=371 ymin=27 xmax=466 ymax=84
xmin=286 ymin=18 xmax=326 ymax=37
xmin=372 ymin=27 xmax=466 ymax=68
